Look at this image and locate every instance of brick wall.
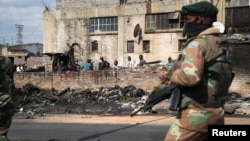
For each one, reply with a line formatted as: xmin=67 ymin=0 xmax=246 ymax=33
xmin=14 ymin=66 xmax=169 ymax=93
xmin=14 ymin=62 xmax=250 ymax=96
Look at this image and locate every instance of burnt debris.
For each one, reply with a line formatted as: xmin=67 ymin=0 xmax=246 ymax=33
xmin=12 ymin=83 xmax=250 ymax=119
xmin=13 ymin=83 xmax=148 ymax=118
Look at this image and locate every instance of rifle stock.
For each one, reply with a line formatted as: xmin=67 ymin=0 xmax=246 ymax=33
xmin=130 ymin=83 xmax=182 ymax=117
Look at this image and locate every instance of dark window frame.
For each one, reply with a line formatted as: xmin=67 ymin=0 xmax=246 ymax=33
xmin=143 ymin=40 xmax=150 ymax=53
xmin=91 ymin=41 xmax=98 ymax=52
xmin=127 ymin=41 xmax=134 ymax=53
xmin=145 ymin=12 xmax=184 ymax=32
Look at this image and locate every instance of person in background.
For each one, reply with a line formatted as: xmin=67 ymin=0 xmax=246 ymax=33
xmin=72 ymin=60 xmax=80 ymax=72
xmin=137 ymin=54 xmax=146 ymax=66
xmin=98 ymin=56 xmax=109 ymax=70
xmin=66 ymin=61 xmax=73 ymax=72
xmin=89 ymin=59 xmax=94 ymax=70
xmin=163 ymin=1 xmax=233 ymax=141
xmin=113 ymin=60 xmax=121 ymax=69
xmin=0 ymin=56 xmax=16 ymax=141
xmin=127 ymin=56 xmax=135 ymax=69
xmin=55 ymin=61 xmax=67 ymax=72
xmin=165 ymin=56 xmax=174 ymax=67
xmin=81 ymin=59 xmax=93 ymax=71
xmin=76 ymin=61 xmax=81 ymax=71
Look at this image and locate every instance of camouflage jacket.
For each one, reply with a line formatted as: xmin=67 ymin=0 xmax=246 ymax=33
xmin=171 ymin=27 xmax=233 ymax=108
xmin=0 ymin=56 xmax=14 ymax=108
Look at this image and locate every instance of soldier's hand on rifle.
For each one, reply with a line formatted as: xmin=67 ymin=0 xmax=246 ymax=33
xmin=159 ymin=75 xmax=171 ymax=85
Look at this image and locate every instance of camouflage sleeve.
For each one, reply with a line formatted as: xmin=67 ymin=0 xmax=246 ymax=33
xmin=5 ymin=57 xmax=14 ymax=78
xmin=171 ymin=40 xmax=205 ymax=86
xmin=0 ymin=57 xmax=14 ymax=104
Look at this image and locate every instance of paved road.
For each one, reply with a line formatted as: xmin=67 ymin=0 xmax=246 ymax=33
xmin=8 ymin=115 xmax=171 ymax=141
xmin=7 ymin=114 xmax=250 ymax=141
xmin=8 ymin=121 xmax=169 ymax=141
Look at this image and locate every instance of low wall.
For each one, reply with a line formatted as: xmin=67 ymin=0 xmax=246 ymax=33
xmin=14 ymin=66 xmax=168 ymax=93
xmin=13 ymin=65 xmax=250 ymax=95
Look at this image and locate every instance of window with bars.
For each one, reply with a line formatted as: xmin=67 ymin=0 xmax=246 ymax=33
xmin=90 ymin=17 xmax=118 ymax=33
xmin=127 ymin=41 xmax=134 ymax=53
xmin=143 ymin=40 xmax=150 ymax=53
xmin=146 ymin=12 xmax=183 ymax=31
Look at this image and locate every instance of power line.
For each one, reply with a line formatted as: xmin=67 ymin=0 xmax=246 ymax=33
xmin=28 ymin=18 xmax=43 ymax=37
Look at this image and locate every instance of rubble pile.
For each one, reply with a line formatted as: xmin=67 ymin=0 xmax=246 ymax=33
xmin=12 ymin=83 xmax=250 ymax=119
xmin=224 ymin=92 xmax=250 ymax=116
xmin=13 ymin=83 xmax=148 ymax=118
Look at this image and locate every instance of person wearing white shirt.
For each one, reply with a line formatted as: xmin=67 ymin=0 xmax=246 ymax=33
xmin=127 ymin=56 xmax=134 ymax=69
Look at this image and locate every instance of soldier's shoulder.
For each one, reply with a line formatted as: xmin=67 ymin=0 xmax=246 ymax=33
xmin=0 ymin=56 xmax=12 ymax=67
xmin=187 ymin=39 xmax=204 ymax=49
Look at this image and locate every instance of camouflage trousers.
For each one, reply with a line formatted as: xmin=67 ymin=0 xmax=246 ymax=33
xmin=0 ymin=101 xmax=15 ymax=137
xmin=164 ymin=103 xmax=224 ymax=141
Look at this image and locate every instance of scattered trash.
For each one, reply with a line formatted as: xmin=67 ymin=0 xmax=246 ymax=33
xmin=12 ymin=83 xmax=250 ymax=119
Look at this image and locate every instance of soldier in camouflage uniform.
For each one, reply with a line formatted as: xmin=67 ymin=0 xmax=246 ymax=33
xmin=0 ymin=56 xmax=16 ymax=141
xmin=164 ymin=1 xmax=233 ymax=141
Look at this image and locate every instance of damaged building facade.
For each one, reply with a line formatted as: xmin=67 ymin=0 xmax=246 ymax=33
xmin=43 ymin=0 xmax=226 ymax=69
xmin=12 ymin=0 xmax=250 ymax=95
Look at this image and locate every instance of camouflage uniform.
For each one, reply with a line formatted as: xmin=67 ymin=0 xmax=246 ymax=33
xmin=0 ymin=56 xmax=15 ymax=141
xmin=164 ymin=27 xmax=233 ymax=141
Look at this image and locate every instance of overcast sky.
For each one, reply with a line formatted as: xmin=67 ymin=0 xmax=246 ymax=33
xmin=0 ymin=0 xmax=56 ymax=45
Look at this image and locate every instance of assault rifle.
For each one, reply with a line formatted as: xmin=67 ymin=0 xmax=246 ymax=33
xmin=130 ymin=83 xmax=182 ymax=117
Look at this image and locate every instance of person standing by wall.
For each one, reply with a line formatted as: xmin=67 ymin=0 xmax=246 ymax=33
xmin=81 ymin=59 xmax=93 ymax=71
xmin=55 ymin=61 xmax=67 ymax=72
xmin=165 ymin=56 xmax=174 ymax=67
xmin=0 ymin=56 xmax=16 ymax=141
xmin=137 ymin=54 xmax=146 ymax=66
xmin=164 ymin=1 xmax=233 ymax=141
xmin=127 ymin=56 xmax=135 ymax=69
xmin=113 ymin=60 xmax=121 ymax=69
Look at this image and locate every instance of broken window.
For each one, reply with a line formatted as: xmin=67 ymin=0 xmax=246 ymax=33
xmin=143 ymin=40 xmax=150 ymax=53
xmin=90 ymin=17 xmax=118 ymax=33
xmin=145 ymin=12 xmax=183 ymax=31
xmin=91 ymin=41 xmax=98 ymax=52
xmin=127 ymin=41 xmax=134 ymax=53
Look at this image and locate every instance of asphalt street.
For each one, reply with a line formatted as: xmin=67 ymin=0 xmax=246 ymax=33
xmin=8 ymin=118 xmax=170 ymax=141
xmin=7 ymin=114 xmax=250 ymax=141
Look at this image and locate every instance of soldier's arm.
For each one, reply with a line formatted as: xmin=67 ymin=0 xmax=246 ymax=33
xmin=171 ymin=40 xmax=205 ymax=86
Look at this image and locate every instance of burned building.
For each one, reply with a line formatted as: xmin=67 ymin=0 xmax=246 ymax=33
xmin=45 ymin=0 xmax=223 ymax=69
xmin=12 ymin=0 xmax=246 ymax=95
